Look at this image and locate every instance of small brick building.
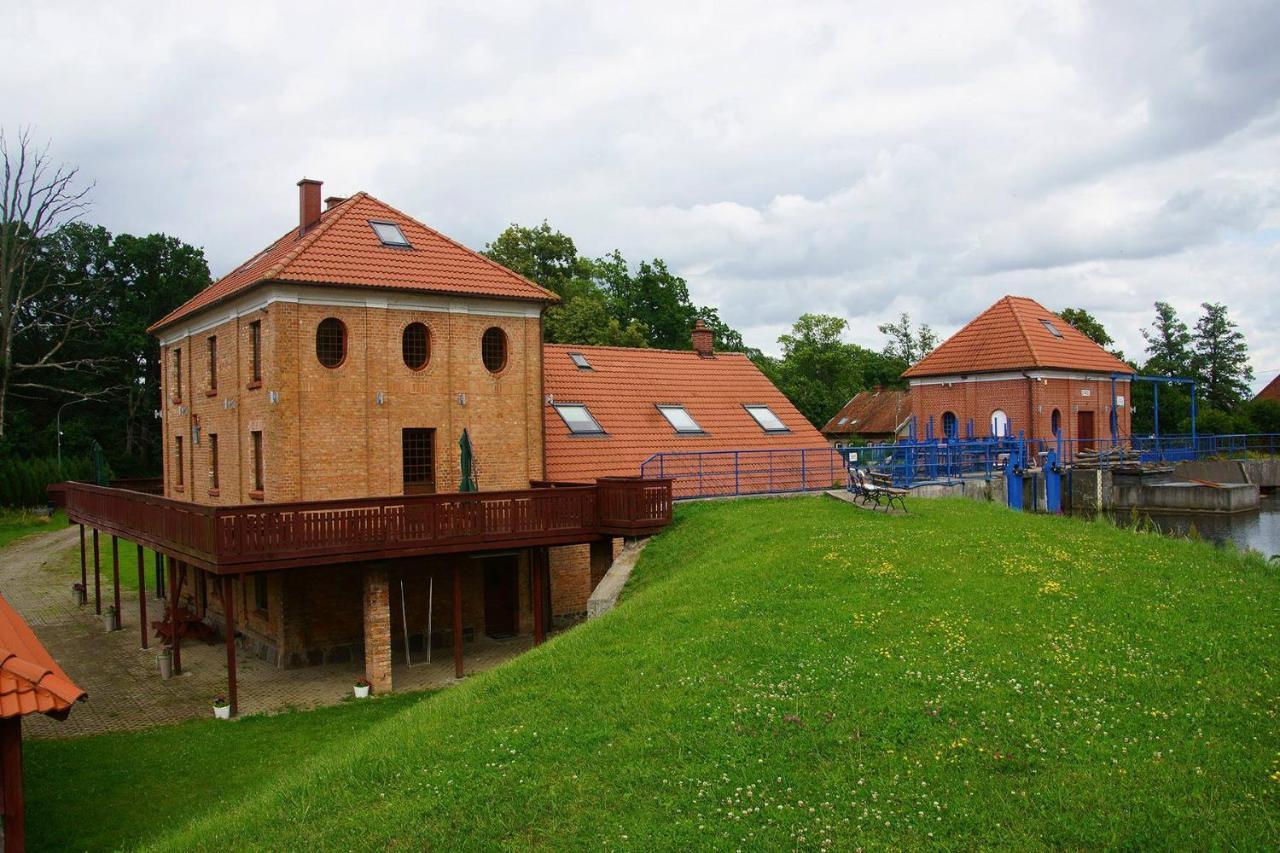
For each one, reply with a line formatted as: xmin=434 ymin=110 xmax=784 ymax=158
xmin=820 ymin=388 xmax=910 ymax=445
xmin=903 ymin=296 xmax=1133 ymax=445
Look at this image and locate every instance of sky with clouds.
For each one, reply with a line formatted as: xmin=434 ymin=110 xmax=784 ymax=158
xmin=5 ymin=1 xmax=1278 ymax=391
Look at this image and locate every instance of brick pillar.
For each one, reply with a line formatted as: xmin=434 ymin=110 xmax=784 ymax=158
xmin=362 ymin=566 xmax=392 ymax=694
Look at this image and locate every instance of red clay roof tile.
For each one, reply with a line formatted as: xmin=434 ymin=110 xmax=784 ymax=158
xmin=150 ymin=193 xmax=557 ymax=332
xmin=821 ymin=388 xmax=910 ymax=436
xmin=902 ymin=296 xmax=1133 ymax=378
xmin=543 ymin=344 xmax=829 ymax=481
xmin=0 ymin=594 xmax=85 ymax=720
xmin=1254 ymin=374 xmax=1280 ymax=404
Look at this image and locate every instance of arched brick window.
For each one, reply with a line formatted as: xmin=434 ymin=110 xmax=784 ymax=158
xmin=1051 ymin=408 xmax=1062 ymax=436
xmin=991 ymin=409 xmax=1009 ymax=438
xmin=481 ymin=327 xmax=508 ymax=373
xmin=315 ymin=318 xmax=347 ymax=368
xmin=942 ymin=411 xmax=958 ymax=439
xmin=402 ymin=323 xmax=430 ymax=370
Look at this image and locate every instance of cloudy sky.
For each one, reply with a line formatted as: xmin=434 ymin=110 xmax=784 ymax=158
xmin=6 ymin=1 xmax=1278 ymax=391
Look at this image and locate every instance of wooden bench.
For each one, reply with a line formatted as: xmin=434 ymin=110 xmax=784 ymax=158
xmin=151 ymin=603 xmax=216 ymax=644
xmin=848 ymin=467 xmax=908 ymax=512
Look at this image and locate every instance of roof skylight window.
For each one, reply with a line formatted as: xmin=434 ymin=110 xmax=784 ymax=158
xmin=569 ymin=352 xmax=592 ymax=370
xmin=1041 ymin=319 xmax=1063 ymax=338
xmin=553 ymin=404 xmax=605 ymax=435
xmin=370 ymin=220 xmax=411 ymax=247
xmin=657 ymin=405 xmax=703 ymax=434
xmin=837 ymin=417 xmax=849 ymax=426
xmin=745 ymin=405 xmax=789 ymax=433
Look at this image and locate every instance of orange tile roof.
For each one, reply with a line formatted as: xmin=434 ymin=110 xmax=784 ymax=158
xmin=0 ymin=594 xmax=85 ymax=720
xmin=821 ymin=388 xmax=910 ymax=437
xmin=543 ymin=344 xmax=830 ymax=481
xmin=151 ymin=192 xmax=557 ymax=332
xmin=903 ymin=296 xmax=1134 ymax=378
xmin=1254 ymin=374 xmax=1280 ymax=404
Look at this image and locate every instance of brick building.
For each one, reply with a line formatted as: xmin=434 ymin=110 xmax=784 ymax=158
xmin=903 ymin=296 xmax=1133 ymax=445
xmin=820 ymin=388 xmax=910 ymax=445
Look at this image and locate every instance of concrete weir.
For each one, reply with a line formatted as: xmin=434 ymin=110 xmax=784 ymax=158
xmin=1113 ymin=480 xmax=1260 ymax=514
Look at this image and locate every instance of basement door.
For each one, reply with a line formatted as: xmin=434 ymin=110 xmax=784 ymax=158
xmin=1077 ymin=410 xmax=1095 ymax=452
xmin=482 ymin=555 xmax=520 ymax=639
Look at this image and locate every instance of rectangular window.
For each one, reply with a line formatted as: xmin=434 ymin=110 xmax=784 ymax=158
xmin=402 ymin=428 xmax=436 ymax=495
xmin=656 ymin=404 xmax=703 ymax=434
xmin=208 ymin=433 xmax=220 ymax=490
xmin=554 ymin=404 xmax=605 ymax=435
xmin=1041 ymin=319 xmax=1064 ymax=338
xmin=568 ymin=351 xmax=592 ymax=370
xmin=207 ymin=336 xmax=218 ymax=391
xmin=254 ymin=574 xmax=268 ymax=612
xmin=251 ymin=430 xmax=264 ymax=494
xmin=248 ymin=320 xmax=262 ymax=385
xmin=745 ymin=404 xmax=790 ymax=433
xmin=370 ymin=220 xmax=411 ymax=247
xmin=173 ymin=348 xmax=182 ymax=402
xmin=175 ymin=436 xmax=184 ymax=487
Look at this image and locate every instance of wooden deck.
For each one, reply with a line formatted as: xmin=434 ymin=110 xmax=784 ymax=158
xmin=51 ymin=478 xmax=673 ymax=573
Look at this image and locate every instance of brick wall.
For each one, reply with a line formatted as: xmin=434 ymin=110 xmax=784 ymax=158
xmin=910 ymin=374 xmax=1132 ymax=444
xmin=160 ymin=296 xmax=546 ymax=503
xmin=549 ymin=538 xmax=622 ymax=623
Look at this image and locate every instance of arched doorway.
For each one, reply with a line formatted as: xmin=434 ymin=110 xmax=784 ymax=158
xmin=942 ymin=411 xmax=958 ymax=439
xmin=991 ymin=409 xmax=1009 ymax=437
xmin=1051 ymin=408 xmax=1061 ymax=436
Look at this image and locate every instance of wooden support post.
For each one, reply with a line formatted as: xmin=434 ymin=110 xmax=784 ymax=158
xmin=452 ymin=564 xmax=464 ymax=679
xmin=78 ymin=524 xmax=87 ymax=592
xmin=111 ymin=536 xmax=122 ymax=630
xmin=1 ymin=716 xmax=24 ymax=853
xmin=137 ymin=544 xmax=148 ymax=650
xmin=92 ymin=528 xmax=101 ymax=614
xmin=531 ymin=549 xmax=545 ymax=646
xmin=154 ymin=551 xmax=165 ymax=600
xmin=223 ymin=575 xmax=237 ymax=717
xmin=168 ymin=557 xmax=182 ymax=674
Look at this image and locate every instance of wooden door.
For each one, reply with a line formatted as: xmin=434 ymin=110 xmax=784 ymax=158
xmin=402 ymin=428 xmax=436 ymax=495
xmin=1077 ymin=410 xmax=1095 ymax=452
xmin=482 ymin=556 xmax=519 ymax=639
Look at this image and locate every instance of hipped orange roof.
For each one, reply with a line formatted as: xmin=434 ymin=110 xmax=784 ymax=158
xmin=543 ymin=344 xmax=829 ymax=481
xmin=903 ymin=296 xmax=1133 ymax=378
xmin=821 ymin=388 xmax=910 ymax=436
xmin=0 ymin=594 xmax=85 ymax=720
xmin=151 ymin=192 xmax=557 ymax=332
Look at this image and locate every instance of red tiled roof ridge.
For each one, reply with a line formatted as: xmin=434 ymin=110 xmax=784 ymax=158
xmin=0 ymin=648 xmax=84 ymax=706
xmin=355 ymin=192 xmax=557 ymax=303
xmin=545 ymin=342 xmax=750 ymax=359
xmin=0 ymin=593 xmax=86 ymax=719
xmin=1003 ymin=296 xmax=1039 ymax=364
xmin=261 ymin=191 xmax=367 ymax=283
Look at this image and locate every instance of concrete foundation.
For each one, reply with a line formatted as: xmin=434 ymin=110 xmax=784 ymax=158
xmin=1113 ymin=481 xmax=1260 ymax=514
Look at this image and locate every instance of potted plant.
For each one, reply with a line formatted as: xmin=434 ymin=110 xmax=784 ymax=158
xmin=72 ymin=582 xmax=86 ymax=606
xmin=353 ymin=677 xmax=372 ymax=699
xmin=157 ymin=646 xmax=173 ymax=680
xmin=102 ymin=605 xmax=117 ymax=632
xmin=212 ymin=695 xmax=231 ymax=720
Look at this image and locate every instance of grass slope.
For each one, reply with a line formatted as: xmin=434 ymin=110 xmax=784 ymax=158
xmin=29 ymin=497 xmax=1280 ymax=850
xmin=0 ymin=509 xmax=66 ymax=549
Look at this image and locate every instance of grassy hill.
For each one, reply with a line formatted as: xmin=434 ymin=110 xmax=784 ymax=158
xmin=26 ymin=497 xmax=1280 ymax=849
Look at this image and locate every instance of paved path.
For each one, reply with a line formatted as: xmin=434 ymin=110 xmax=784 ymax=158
xmin=1 ymin=527 xmax=531 ymax=739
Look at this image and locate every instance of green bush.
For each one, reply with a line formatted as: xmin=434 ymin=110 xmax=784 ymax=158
xmin=0 ymin=455 xmax=108 ymax=508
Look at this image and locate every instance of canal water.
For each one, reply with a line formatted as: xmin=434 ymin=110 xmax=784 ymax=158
xmin=1109 ymin=492 xmax=1280 ymax=557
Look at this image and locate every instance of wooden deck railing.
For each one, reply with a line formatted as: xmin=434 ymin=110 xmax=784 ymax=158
xmin=53 ymin=478 xmax=672 ymax=573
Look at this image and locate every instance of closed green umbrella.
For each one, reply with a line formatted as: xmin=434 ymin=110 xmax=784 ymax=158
xmin=459 ymin=429 xmax=477 ymax=492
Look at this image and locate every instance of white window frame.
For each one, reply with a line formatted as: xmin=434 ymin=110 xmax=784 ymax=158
xmin=744 ymin=404 xmax=789 ymax=433
xmin=568 ymin=352 xmax=592 ymax=370
xmin=369 ymin=220 xmax=411 ymax=247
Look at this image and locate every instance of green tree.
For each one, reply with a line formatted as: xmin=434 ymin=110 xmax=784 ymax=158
xmin=545 ymin=293 xmax=648 ymax=348
xmin=482 ymin=221 xmax=592 ymax=301
xmin=762 ymin=314 xmax=868 ymax=427
xmin=1191 ymin=302 xmax=1253 ymax=411
xmin=605 ymin=256 xmax=700 ymax=350
xmin=1141 ymin=301 xmax=1193 ymax=376
xmin=1058 ymin=307 xmax=1113 ymax=348
xmin=877 ymin=313 xmax=936 ymax=366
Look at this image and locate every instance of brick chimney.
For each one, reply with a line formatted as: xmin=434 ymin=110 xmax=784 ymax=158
xmin=691 ymin=319 xmax=714 ymax=357
xmin=297 ymin=178 xmax=322 ymax=236
xmin=324 ymin=195 xmax=347 ymax=211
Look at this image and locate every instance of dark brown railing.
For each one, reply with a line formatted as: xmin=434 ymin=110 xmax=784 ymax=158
xmin=53 ymin=478 xmax=672 ymax=573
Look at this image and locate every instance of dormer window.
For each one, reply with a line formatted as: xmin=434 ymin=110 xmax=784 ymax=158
xmin=370 ymin=220 xmax=410 ymax=247
xmin=1041 ymin=319 xmax=1063 ymax=338
xmin=745 ymin=405 xmax=789 ymax=433
xmin=553 ymin=404 xmax=605 ymax=435
xmin=657 ymin=405 xmax=703 ymax=434
xmin=569 ymin=352 xmax=592 ymax=370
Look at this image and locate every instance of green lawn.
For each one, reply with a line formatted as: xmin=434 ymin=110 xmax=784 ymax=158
xmin=47 ymin=527 xmax=157 ymax=595
xmin=0 ymin=508 xmax=67 ymax=548
xmin=23 ymin=497 xmax=1280 ymax=850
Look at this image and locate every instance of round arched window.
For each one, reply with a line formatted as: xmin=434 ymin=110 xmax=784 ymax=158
xmin=315 ymin=318 xmax=347 ymax=368
xmin=402 ymin=322 xmax=430 ymax=370
xmin=990 ymin=409 xmax=1009 ymax=437
xmin=481 ymin=327 xmax=507 ymax=373
xmin=1051 ymin=408 xmax=1062 ymax=436
xmin=942 ymin=411 xmax=958 ymax=439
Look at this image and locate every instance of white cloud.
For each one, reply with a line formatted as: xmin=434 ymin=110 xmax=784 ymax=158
xmin=3 ymin=0 xmax=1278 ymax=391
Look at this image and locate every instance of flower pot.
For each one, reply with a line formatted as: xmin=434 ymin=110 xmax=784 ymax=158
xmin=353 ymin=684 xmax=371 ymax=699
xmin=102 ymin=608 xmax=117 ymax=632
xmin=157 ymin=648 xmax=173 ymax=680
xmin=73 ymin=586 xmax=86 ymax=606
xmin=213 ymin=704 xmax=231 ymax=720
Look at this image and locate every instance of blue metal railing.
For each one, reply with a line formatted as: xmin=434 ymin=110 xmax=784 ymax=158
xmin=638 ymin=447 xmax=845 ymax=500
